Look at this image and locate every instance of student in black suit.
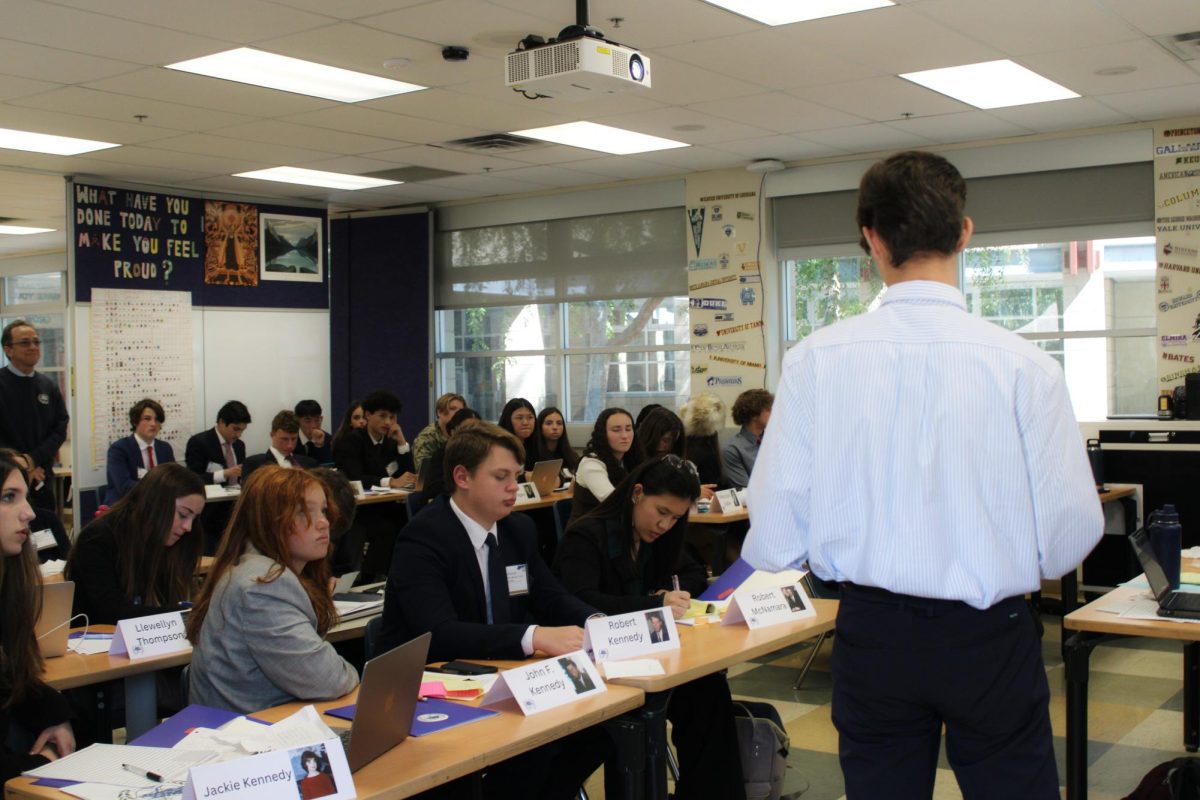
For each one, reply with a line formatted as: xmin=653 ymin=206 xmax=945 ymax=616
xmin=333 ymin=390 xmax=415 ymax=577
xmin=379 ymin=423 xmax=607 ymax=799
xmin=185 ymin=401 xmax=251 ymax=487
xmin=294 ymin=400 xmax=332 ymax=464
xmin=242 ymin=411 xmax=317 ymax=483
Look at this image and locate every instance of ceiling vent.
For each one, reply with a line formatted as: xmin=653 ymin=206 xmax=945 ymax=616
xmin=435 ymin=133 xmax=544 ymax=152
xmin=1153 ymin=31 xmax=1200 ymax=61
xmin=363 ymin=166 xmax=463 ymax=182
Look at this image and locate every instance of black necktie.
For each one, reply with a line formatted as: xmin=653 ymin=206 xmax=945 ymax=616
xmin=485 ymin=533 xmax=510 ymax=624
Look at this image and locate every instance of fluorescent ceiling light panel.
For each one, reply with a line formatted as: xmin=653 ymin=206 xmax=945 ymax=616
xmin=511 ymin=122 xmax=689 ymax=155
xmin=0 ymin=225 xmax=55 ymax=235
xmin=900 ymin=59 xmax=1079 ymax=109
xmin=702 ymin=0 xmax=893 ymax=25
xmin=0 ymin=127 xmax=118 ymax=155
xmin=233 ymin=167 xmax=401 ymax=190
xmin=166 ymin=48 xmax=425 ymax=102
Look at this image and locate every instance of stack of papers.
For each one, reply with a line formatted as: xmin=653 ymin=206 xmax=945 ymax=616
xmin=419 ymin=671 xmax=499 ymax=699
xmin=39 ymin=559 xmax=65 ymax=578
xmin=333 ymin=598 xmax=383 ymax=621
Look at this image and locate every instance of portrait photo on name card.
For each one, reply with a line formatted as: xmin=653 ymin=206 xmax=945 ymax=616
xmin=204 ymin=200 xmax=259 ymax=286
xmin=781 ymin=584 xmax=806 ymax=612
xmin=290 ymin=744 xmax=337 ymax=800
xmin=645 ymin=609 xmax=670 ymax=643
xmin=261 ymin=213 xmax=323 ymax=283
xmin=558 ymin=655 xmax=596 ymax=695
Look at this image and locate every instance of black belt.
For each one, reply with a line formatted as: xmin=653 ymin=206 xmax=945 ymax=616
xmin=840 ymin=582 xmax=1024 ymax=612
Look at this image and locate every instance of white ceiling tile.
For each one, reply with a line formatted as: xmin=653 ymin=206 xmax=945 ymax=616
xmin=476 ymin=143 xmax=609 ymax=166
xmin=364 ymin=144 xmax=532 ymax=172
xmin=708 ymin=135 xmax=843 ymax=161
xmin=798 ymin=123 xmax=933 ymax=154
xmin=0 ymin=105 xmax=179 ymax=144
xmin=563 ymin=156 xmax=685 ymax=181
xmin=0 ymin=0 xmax=229 ymax=65
xmin=140 ymin=133 xmax=337 ymax=165
xmin=360 ymin=1 xmax=560 ymax=56
xmin=790 ymin=76 xmax=975 ymax=122
xmin=591 ymin=107 xmax=773 ymax=144
xmin=422 ymin=172 xmax=557 ymax=196
xmin=83 ymin=68 xmax=338 ymax=118
xmin=489 ymin=164 xmax=617 ymax=187
xmin=687 ymin=93 xmax=867 ymax=134
xmin=281 ymin=105 xmax=483 ymax=144
xmin=891 ymin=111 xmax=1033 ymax=143
xmin=645 ymin=55 xmax=765 ymax=107
xmin=915 ymin=0 xmax=1139 ymax=56
xmin=208 ymin=120 xmax=405 ymax=154
xmin=362 ymin=88 xmax=573 ymax=131
xmin=0 ymin=76 xmax=61 ymax=101
xmin=289 ymin=154 xmax=422 ymax=175
xmin=1023 ymin=39 xmax=1200 ymax=96
xmin=0 ymin=40 xmax=142 ymax=84
xmin=69 ymin=161 xmax=216 ymax=185
xmin=171 ymin=175 xmax=324 ymax=200
xmin=82 ymin=144 xmax=262 ymax=176
xmin=9 ymin=87 xmax=256 ymax=133
xmin=1103 ymin=0 xmax=1200 ymax=37
xmin=266 ymin=0 xmax=435 ymax=20
xmin=1096 ymin=84 xmax=1200 ymax=121
xmin=627 ymin=145 xmax=746 ymax=172
xmin=46 ymin=0 xmax=335 ymax=44
xmin=987 ymin=96 xmax=1135 ymax=132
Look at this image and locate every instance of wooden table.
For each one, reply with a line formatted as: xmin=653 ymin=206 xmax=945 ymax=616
xmin=688 ymin=506 xmax=748 ymax=524
xmin=606 ymin=600 xmax=839 ymax=800
xmin=1063 ymin=574 xmax=1200 ymax=800
xmin=204 ymin=488 xmax=412 ymax=506
xmin=514 ymin=488 xmax=572 ymax=513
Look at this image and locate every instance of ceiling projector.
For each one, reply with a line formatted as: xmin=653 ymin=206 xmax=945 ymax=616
xmin=505 ymin=37 xmax=651 ymax=100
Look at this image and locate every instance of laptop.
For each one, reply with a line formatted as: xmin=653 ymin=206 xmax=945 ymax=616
xmin=35 ymin=581 xmax=75 ymax=658
xmin=338 ymin=631 xmax=431 ymax=772
xmin=1128 ymin=527 xmax=1200 ymax=618
xmin=529 ymin=458 xmax=563 ymax=497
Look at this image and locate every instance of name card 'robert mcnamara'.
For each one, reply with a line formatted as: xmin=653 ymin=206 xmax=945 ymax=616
xmin=722 ymin=582 xmax=816 ymax=629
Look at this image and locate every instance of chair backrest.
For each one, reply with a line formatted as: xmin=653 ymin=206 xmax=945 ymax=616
xmin=553 ymin=497 xmax=573 ymax=542
xmin=364 ymin=615 xmax=383 ymax=662
xmin=404 ymin=490 xmax=426 ymax=519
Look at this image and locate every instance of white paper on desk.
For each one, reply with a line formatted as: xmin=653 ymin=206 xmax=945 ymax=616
xmin=63 ymin=783 xmax=183 ymax=800
xmin=39 ymin=559 xmax=65 ymax=577
xmin=601 ymin=659 xmax=666 ymax=678
xmin=69 ymin=638 xmax=115 ymax=655
xmin=229 ymin=706 xmax=336 ymax=754
xmin=24 ymin=744 xmax=214 ymax=785
xmin=1118 ymin=595 xmax=1200 ymax=624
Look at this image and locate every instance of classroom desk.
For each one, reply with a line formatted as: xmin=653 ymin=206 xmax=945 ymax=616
xmin=247 ymin=680 xmax=645 ymax=800
xmin=1057 ymin=486 xmax=1138 ymax=616
xmin=1063 ymin=575 xmax=1200 ymax=800
xmin=606 ymin=600 xmax=839 ymax=800
xmin=204 ymin=488 xmax=412 ymax=506
xmin=514 ymin=488 xmax=572 ymax=512
xmin=688 ymin=506 xmax=748 ymax=525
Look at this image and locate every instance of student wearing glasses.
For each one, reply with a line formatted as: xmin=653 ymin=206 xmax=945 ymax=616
xmin=554 ymin=455 xmax=744 ymax=800
xmin=498 ymin=397 xmax=538 ymax=472
xmin=0 ymin=320 xmax=68 ymax=511
xmin=105 ymin=399 xmax=175 ymax=505
xmin=186 ymin=467 xmax=358 ymax=714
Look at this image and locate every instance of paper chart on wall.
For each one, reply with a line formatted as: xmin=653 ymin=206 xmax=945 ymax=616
xmin=89 ymin=289 xmax=195 ymax=469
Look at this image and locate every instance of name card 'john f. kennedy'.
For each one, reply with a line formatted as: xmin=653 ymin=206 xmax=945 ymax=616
xmin=183 ymin=738 xmax=354 ymax=800
xmin=586 ymin=608 xmax=680 ymax=662
xmin=110 ymin=610 xmax=190 ymax=660
xmin=723 ymin=581 xmax=816 ymax=629
xmin=481 ymin=650 xmax=605 ymax=715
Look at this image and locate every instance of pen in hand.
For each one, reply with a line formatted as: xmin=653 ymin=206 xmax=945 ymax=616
xmin=123 ymin=763 xmax=163 ymax=783
xmin=671 ymin=574 xmax=681 ymax=592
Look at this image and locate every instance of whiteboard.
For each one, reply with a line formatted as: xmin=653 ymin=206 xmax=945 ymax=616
xmin=71 ymin=304 xmax=329 ymax=490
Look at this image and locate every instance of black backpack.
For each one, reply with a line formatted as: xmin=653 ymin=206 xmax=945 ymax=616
xmin=1124 ymin=757 xmax=1200 ymax=800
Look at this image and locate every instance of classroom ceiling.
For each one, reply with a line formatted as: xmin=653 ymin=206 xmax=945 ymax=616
xmin=1 ymin=0 xmax=1199 ymax=257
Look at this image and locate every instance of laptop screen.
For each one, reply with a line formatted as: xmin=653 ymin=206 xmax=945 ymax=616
xmin=1129 ymin=527 xmax=1172 ymax=602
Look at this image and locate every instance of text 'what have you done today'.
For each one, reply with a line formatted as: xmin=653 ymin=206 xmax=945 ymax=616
xmin=74 ymin=185 xmax=198 ymax=280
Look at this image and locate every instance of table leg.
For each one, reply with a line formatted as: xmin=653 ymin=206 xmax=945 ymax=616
xmin=124 ymin=672 xmax=157 ymax=740
xmin=1186 ymin=642 xmax=1199 ymax=753
xmin=607 ymin=690 xmax=671 ymax=800
xmin=1061 ymin=570 xmax=1079 ymax=619
xmin=1064 ymin=631 xmax=1101 ymax=800
xmin=603 ymin=717 xmax=646 ymax=800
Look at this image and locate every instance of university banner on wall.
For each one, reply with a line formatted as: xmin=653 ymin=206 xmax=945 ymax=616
xmin=685 ymin=169 xmax=766 ymax=409
xmin=1154 ymin=118 xmax=1200 ymax=393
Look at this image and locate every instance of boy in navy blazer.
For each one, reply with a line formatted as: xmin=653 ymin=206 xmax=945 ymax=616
xmin=105 ymin=398 xmax=174 ymax=505
xmin=184 ymin=400 xmax=251 ymax=486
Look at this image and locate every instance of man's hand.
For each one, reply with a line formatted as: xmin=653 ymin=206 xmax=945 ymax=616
xmin=30 ymin=466 xmax=46 ymax=483
xmin=532 ymin=626 xmax=585 ymax=656
xmin=387 ymin=423 xmax=408 ymax=447
xmin=662 ymin=590 xmax=691 ymax=617
xmin=310 ymin=429 xmax=326 ymax=446
xmin=225 ymin=464 xmax=243 ymax=480
xmin=390 ymin=471 xmax=417 ymax=489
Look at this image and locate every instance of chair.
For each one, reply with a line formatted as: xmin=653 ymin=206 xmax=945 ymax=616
xmin=793 ymin=571 xmax=830 ymax=690
xmin=552 ymin=497 xmax=573 ymax=541
xmin=404 ymin=490 xmax=426 ymax=519
xmin=364 ymin=615 xmax=383 ymax=662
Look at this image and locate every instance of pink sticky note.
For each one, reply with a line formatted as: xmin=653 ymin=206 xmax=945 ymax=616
xmin=419 ymin=681 xmax=448 ymax=699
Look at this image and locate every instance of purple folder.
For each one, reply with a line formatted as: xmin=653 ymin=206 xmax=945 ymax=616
xmin=326 ymin=698 xmax=497 ymax=737
xmin=699 ymin=557 xmax=756 ymax=601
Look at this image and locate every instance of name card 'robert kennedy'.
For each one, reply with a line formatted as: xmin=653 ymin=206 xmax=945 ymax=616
xmin=110 ymin=610 xmax=190 ymax=660
xmin=722 ymin=582 xmax=816 ymax=629
xmin=183 ymin=738 xmax=354 ymax=800
xmin=586 ymin=608 xmax=680 ymax=662
xmin=481 ymin=650 xmax=605 ymax=715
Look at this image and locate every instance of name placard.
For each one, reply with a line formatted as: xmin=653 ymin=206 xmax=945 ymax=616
xmin=481 ymin=650 xmax=605 ymax=715
xmin=110 ymin=611 xmax=190 ymax=660
xmin=513 ymin=482 xmax=541 ymax=505
xmin=713 ymin=488 xmax=747 ymax=513
xmin=722 ymin=582 xmax=816 ymax=629
xmin=183 ymin=737 xmax=354 ymax=800
xmin=586 ymin=608 xmax=679 ymax=662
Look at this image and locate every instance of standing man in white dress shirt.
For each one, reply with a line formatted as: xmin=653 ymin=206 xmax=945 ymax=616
xmin=743 ymin=151 xmax=1103 ymax=799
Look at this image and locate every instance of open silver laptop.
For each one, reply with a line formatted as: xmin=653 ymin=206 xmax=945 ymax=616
xmin=35 ymin=581 xmax=75 ymax=658
xmin=529 ymin=458 xmax=563 ymax=497
xmin=339 ymin=631 xmax=431 ymax=772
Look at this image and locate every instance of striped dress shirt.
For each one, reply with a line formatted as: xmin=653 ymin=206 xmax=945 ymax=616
xmin=744 ymin=280 xmax=1103 ymax=610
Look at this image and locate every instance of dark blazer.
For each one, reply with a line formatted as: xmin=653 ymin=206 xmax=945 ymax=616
xmin=298 ymin=432 xmax=332 ymax=464
xmin=242 ymin=450 xmax=317 ymax=482
xmin=0 ymin=680 xmax=73 ymax=782
xmin=554 ymin=514 xmax=707 ymax=615
xmin=333 ymin=427 xmax=413 ymax=489
xmin=184 ymin=428 xmax=247 ymax=485
xmin=0 ymin=369 xmax=68 ymax=477
xmin=105 ymin=436 xmax=175 ymax=505
xmin=65 ymin=516 xmax=186 ymax=624
xmin=379 ymin=495 xmax=596 ymax=660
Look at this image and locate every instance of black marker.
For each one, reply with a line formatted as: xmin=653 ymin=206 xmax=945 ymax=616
xmin=122 ymin=763 xmax=163 ymax=783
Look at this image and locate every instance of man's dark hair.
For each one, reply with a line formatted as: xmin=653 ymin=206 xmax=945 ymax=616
xmin=856 ymin=150 xmax=967 ymax=269
xmin=1 ymin=319 xmax=34 ymax=347
xmin=444 ymin=423 xmax=523 ymax=493
xmin=294 ymin=399 xmax=322 ymax=418
xmin=217 ymin=400 xmax=251 ymax=426
xmin=310 ymin=467 xmax=357 ymax=537
xmin=270 ymin=410 xmax=300 ymax=434
xmin=731 ymin=389 xmax=774 ymax=426
xmin=446 ymin=407 xmax=481 ymax=436
xmin=129 ymin=398 xmax=165 ymax=430
xmin=361 ymin=389 xmax=402 ymax=415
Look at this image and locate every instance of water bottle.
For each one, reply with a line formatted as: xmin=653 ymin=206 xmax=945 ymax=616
xmin=1149 ymin=504 xmax=1183 ymax=590
xmin=1086 ymin=439 xmax=1103 ymax=490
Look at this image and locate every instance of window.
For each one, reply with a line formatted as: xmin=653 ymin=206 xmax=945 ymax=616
xmin=781 ymin=235 xmax=1156 ymax=420
xmin=0 ymin=271 xmax=68 ymax=402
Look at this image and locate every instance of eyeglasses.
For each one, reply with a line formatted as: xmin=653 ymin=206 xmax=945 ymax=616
xmin=662 ymin=453 xmax=699 ymax=479
xmin=8 ymin=338 xmax=40 ymax=348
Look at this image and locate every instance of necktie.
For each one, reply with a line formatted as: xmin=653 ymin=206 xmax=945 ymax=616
xmin=485 ymin=533 xmax=510 ymax=624
xmin=285 ymin=453 xmax=297 ymax=467
xmin=221 ymin=441 xmax=238 ymax=487
xmin=146 ymin=445 xmax=155 ymax=469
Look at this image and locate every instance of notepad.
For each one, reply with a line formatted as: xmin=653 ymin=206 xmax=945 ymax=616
xmin=24 ymin=744 xmax=213 ymax=786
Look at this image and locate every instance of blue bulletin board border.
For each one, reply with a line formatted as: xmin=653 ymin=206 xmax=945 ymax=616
xmin=72 ymin=181 xmax=329 ymax=309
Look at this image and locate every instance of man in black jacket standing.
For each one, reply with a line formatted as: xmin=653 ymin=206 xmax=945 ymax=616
xmin=0 ymin=320 xmax=67 ymax=510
